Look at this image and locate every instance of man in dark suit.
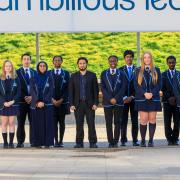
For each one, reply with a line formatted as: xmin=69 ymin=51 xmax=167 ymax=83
xmin=162 ymin=55 xmax=179 ymax=145
xmin=50 ymin=56 xmax=70 ymax=148
xmin=120 ymin=50 xmax=139 ymax=146
xmin=101 ymin=55 xmax=126 ymax=148
xmin=16 ymin=54 xmax=37 ymax=148
xmin=69 ymin=57 xmax=99 ymax=148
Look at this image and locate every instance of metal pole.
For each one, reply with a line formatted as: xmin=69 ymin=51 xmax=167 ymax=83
xmin=136 ymin=32 xmax=141 ymax=66
xmin=36 ymin=33 xmax=40 ymax=64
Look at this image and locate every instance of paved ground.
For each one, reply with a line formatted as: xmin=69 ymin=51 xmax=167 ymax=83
xmin=0 ymin=109 xmax=180 ymax=180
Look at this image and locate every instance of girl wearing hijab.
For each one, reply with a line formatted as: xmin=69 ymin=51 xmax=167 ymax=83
xmin=134 ymin=52 xmax=162 ymax=147
xmin=0 ymin=60 xmax=20 ymax=148
xmin=30 ymin=61 xmax=54 ymax=148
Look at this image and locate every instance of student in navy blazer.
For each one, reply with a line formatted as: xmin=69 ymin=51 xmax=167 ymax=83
xmin=120 ymin=50 xmax=139 ymax=147
xmin=101 ymin=55 xmax=126 ymax=148
xmin=0 ymin=60 xmax=21 ymax=148
xmin=134 ymin=52 xmax=162 ymax=147
xmin=16 ymin=54 xmax=37 ymax=148
xmin=30 ymin=61 xmax=54 ymax=148
xmin=162 ymin=56 xmax=179 ymax=145
xmin=173 ymin=71 xmax=180 ymax=110
xmin=50 ymin=56 xmax=70 ymax=148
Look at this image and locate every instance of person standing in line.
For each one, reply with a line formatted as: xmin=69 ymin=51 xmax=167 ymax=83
xmin=69 ymin=57 xmax=99 ymax=148
xmin=134 ymin=52 xmax=162 ymax=147
xmin=0 ymin=60 xmax=21 ymax=148
xmin=30 ymin=61 xmax=54 ymax=148
xmin=101 ymin=55 xmax=126 ymax=148
xmin=16 ymin=54 xmax=37 ymax=148
xmin=162 ymin=56 xmax=179 ymax=145
xmin=50 ymin=56 xmax=70 ymax=148
xmin=120 ymin=50 xmax=139 ymax=147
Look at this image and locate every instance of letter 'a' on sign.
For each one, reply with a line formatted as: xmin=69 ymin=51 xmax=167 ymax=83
xmin=0 ymin=0 xmax=180 ymax=32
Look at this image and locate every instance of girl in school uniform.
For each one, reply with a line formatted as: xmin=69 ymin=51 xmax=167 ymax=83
xmin=134 ymin=52 xmax=162 ymax=147
xmin=30 ymin=61 xmax=54 ymax=148
xmin=0 ymin=60 xmax=20 ymax=148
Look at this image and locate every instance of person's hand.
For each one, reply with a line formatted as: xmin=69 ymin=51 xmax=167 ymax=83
xmin=110 ymin=98 xmax=117 ymax=105
xmin=56 ymin=99 xmax=63 ymax=107
xmin=92 ymin=105 xmax=98 ymax=111
xmin=124 ymin=96 xmax=133 ymax=104
xmin=36 ymin=102 xmax=44 ymax=108
xmin=52 ymin=98 xmax=57 ymax=106
xmin=168 ymin=97 xmax=176 ymax=106
xmin=70 ymin=106 xmax=76 ymax=111
xmin=4 ymin=102 xmax=10 ymax=107
xmin=25 ymin=96 xmax=32 ymax=104
xmin=144 ymin=93 xmax=153 ymax=100
xmin=8 ymin=100 xmax=15 ymax=106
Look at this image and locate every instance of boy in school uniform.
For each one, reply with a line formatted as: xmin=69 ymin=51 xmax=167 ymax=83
xmin=101 ymin=55 xmax=126 ymax=148
xmin=16 ymin=54 xmax=37 ymax=148
xmin=162 ymin=56 xmax=180 ymax=145
xmin=120 ymin=50 xmax=139 ymax=146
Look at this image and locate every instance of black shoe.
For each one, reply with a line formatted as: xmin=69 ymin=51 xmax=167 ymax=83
xmin=3 ymin=143 xmax=9 ymax=149
xmin=173 ymin=141 xmax=179 ymax=146
xmin=148 ymin=140 xmax=154 ymax=147
xmin=90 ymin=143 xmax=98 ymax=148
xmin=168 ymin=141 xmax=173 ymax=146
xmin=9 ymin=143 xmax=14 ymax=149
xmin=108 ymin=143 xmax=114 ymax=148
xmin=16 ymin=143 xmax=24 ymax=148
xmin=113 ymin=143 xmax=118 ymax=148
xmin=59 ymin=143 xmax=64 ymax=148
xmin=121 ymin=142 xmax=126 ymax=147
xmin=133 ymin=142 xmax=140 ymax=146
xmin=74 ymin=143 xmax=84 ymax=148
xmin=30 ymin=144 xmax=36 ymax=147
xmin=140 ymin=140 xmax=146 ymax=147
xmin=54 ymin=142 xmax=60 ymax=148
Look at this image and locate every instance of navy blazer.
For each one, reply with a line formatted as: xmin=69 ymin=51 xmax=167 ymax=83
xmin=17 ymin=67 xmax=37 ymax=103
xmin=0 ymin=77 xmax=21 ymax=110
xmin=120 ymin=65 xmax=136 ymax=97
xmin=30 ymin=73 xmax=54 ymax=109
xmin=49 ymin=69 xmax=70 ymax=104
xmin=162 ymin=70 xmax=179 ymax=103
xmin=69 ymin=71 xmax=99 ymax=108
xmin=173 ymin=72 xmax=180 ymax=108
xmin=101 ymin=69 xmax=126 ymax=107
xmin=134 ymin=67 xmax=162 ymax=102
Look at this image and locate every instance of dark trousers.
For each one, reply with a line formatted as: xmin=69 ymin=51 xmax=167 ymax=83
xmin=74 ymin=101 xmax=97 ymax=144
xmin=104 ymin=106 xmax=123 ymax=145
xmin=121 ymin=101 xmax=138 ymax=143
xmin=54 ymin=107 xmax=65 ymax=144
xmin=17 ymin=103 xmax=33 ymax=144
xmin=163 ymin=103 xmax=180 ymax=142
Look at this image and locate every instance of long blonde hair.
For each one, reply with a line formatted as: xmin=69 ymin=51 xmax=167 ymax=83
xmin=1 ymin=60 xmax=17 ymax=80
xmin=138 ymin=51 xmax=158 ymax=85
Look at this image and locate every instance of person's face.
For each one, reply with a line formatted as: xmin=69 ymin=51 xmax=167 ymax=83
xmin=53 ymin=57 xmax=62 ymax=68
xmin=38 ymin=63 xmax=47 ymax=73
xmin=109 ymin=57 xmax=118 ymax=69
xmin=143 ymin=53 xmax=152 ymax=65
xmin=124 ymin=54 xmax=133 ymax=65
xmin=78 ymin=59 xmax=87 ymax=71
xmin=167 ymin=59 xmax=176 ymax=70
xmin=4 ymin=62 xmax=12 ymax=74
xmin=22 ymin=55 xmax=31 ymax=68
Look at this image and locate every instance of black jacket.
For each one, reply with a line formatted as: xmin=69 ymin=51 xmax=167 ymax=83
xmin=0 ymin=77 xmax=21 ymax=110
xmin=173 ymin=72 xmax=180 ymax=108
xmin=69 ymin=71 xmax=99 ymax=108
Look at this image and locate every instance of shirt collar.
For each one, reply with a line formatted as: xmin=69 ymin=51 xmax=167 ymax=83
xmin=23 ymin=67 xmax=30 ymax=72
xmin=126 ymin=65 xmax=133 ymax=69
xmin=110 ymin=68 xmax=116 ymax=74
xmin=54 ymin=68 xmax=61 ymax=74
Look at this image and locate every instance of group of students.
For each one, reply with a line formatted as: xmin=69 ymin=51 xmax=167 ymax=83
xmin=0 ymin=51 xmax=179 ymax=149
